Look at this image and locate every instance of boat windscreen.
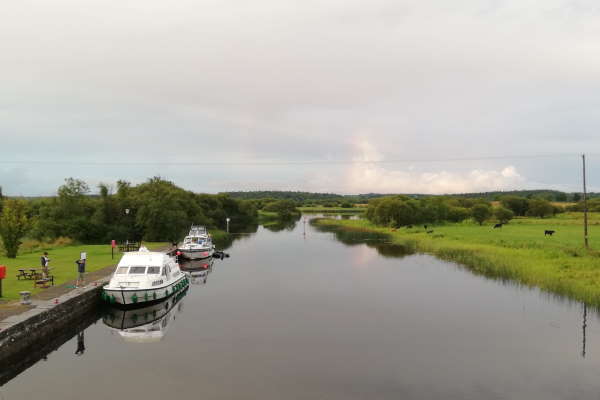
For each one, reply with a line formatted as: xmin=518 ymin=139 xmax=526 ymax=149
xmin=147 ymin=266 xmax=161 ymax=274
xmin=116 ymin=267 xmax=128 ymax=274
xmin=129 ymin=266 xmax=147 ymax=274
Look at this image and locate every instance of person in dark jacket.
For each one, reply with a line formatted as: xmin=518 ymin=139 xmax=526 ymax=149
xmin=75 ymin=259 xmax=86 ymax=287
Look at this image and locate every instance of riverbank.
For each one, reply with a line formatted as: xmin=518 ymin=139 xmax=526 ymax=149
xmin=312 ymin=214 xmax=600 ymax=307
xmin=0 ymin=242 xmax=167 ymax=301
xmin=298 ymin=206 xmax=364 ymax=213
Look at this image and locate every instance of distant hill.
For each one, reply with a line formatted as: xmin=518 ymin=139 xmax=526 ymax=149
xmin=223 ymin=190 xmax=594 ymax=203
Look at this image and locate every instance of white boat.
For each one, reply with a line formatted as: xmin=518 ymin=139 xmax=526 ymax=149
xmin=177 ymin=225 xmax=215 ymax=259
xmin=102 ymin=246 xmax=189 ymax=306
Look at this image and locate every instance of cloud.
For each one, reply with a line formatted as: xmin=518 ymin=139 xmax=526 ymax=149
xmin=339 ymin=139 xmax=525 ymax=194
xmin=1 ymin=0 xmax=599 ymax=194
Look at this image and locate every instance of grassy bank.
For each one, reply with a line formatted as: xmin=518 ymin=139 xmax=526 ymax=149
xmin=0 ymin=242 xmax=167 ymax=301
xmin=298 ymin=207 xmax=364 ymax=213
xmin=312 ymin=213 xmax=600 ymax=307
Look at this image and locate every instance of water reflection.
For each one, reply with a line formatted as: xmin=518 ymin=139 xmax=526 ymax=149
xmin=262 ymin=215 xmax=301 ymax=232
xmin=0 ymin=309 xmax=101 ymax=386
xmin=582 ymin=303 xmax=588 ymax=358
xmin=74 ymin=331 xmax=86 ymax=356
xmin=311 ymin=220 xmax=414 ymax=258
xmin=213 ymin=222 xmax=259 ymax=250
xmin=102 ymin=289 xmax=187 ymax=342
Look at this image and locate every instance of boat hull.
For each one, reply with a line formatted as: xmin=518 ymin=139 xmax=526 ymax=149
xmin=102 ymin=275 xmax=189 ymax=307
xmin=179 ymin=248 xmax=214 ymax=260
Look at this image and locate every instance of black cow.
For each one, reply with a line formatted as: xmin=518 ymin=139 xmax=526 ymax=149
xmin=544 ymin=230 xmax=556 ymax=236
xmin=424 ymin=225 xmax=428 ymax=229
xmin=493 ymin=223 xmax=503 ymax=229
xmin=407 ymin=225 xmax=413 ymax=229
xmin=426 ymin=230 xmax=434 ymax=234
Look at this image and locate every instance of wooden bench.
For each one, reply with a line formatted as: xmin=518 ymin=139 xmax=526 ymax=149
xmin=16 ymin=269 xmax=28 ymax=280
xmin=34 ymin=275 xmax=54 ymax=288
xmin=118 ymin=242 xmax=140 ymax=252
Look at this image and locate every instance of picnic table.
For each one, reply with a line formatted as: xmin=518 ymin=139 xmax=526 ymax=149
xmin=16 ymin=268 xmax=54 ymax=285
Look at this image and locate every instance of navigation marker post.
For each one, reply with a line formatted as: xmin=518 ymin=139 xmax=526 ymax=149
xmin=226 ymin=217 xmax=230 ymax=233
xmin=583 ymin=154 xmax=589 ymax=249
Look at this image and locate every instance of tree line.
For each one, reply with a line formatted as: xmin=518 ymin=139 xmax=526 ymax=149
xmin=0 ymin=178 xmax=259 ymax=257
xmin=365 ymin=195 xmax=564 ymax=228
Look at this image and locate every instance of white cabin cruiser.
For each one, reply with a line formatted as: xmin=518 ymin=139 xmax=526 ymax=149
xmin=102 ymin=246 xmax=189 ymax=306
xmin=178 ymin=225 xmax=215 ymax=259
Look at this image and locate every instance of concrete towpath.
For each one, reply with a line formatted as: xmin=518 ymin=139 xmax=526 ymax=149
xmin=0 ymin=245 xmax=175 ymax=322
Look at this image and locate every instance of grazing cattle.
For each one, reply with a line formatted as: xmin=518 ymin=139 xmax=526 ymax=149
xmin=426 ymin=230 xmax=434 ymax=234
xmin=493 ymin=223 xmax=503 ymax=229
xmin=545 ymin=230 xmax=556 ymax=236
xmin=407 ymin=225 xmax=413 ymax=229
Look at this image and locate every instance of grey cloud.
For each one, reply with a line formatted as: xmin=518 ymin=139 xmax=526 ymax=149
xmin=1 ymin=0 xmax=600 ymax=195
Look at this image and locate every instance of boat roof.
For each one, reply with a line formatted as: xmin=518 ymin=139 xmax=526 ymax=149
xmin=189 ymin=225 xmax=207 ymax=235
xmin=118 ymin=247 xmax=168 ymax=267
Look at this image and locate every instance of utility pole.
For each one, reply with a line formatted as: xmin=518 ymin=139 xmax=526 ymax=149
xmin=583 ymin=154 xmax=589 ymax=249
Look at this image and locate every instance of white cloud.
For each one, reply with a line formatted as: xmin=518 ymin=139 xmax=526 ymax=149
xmin=340 ymin=139 xmax=525 ymax=194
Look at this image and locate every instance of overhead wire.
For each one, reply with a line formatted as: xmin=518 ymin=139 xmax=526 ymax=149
xmin=0 ymin=152 xmax=581 ymax=166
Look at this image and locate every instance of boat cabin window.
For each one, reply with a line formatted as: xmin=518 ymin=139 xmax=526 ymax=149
xmin=129 ymin=266 xmax=147 ymax=274
xmin=147 ymin=266 xmax=161 ymax=274
xmin=116 ymin=267 xmax=129 ymax=274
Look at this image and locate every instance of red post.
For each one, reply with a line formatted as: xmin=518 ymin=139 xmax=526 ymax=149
xmin=0 ymin=265 xmax=6 ymax=298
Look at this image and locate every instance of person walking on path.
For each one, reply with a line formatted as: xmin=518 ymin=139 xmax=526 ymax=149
xmin=75 ymin=259 xmax=86 ymax=287
xmin=40 ymin=252 xmax=50 ymax=278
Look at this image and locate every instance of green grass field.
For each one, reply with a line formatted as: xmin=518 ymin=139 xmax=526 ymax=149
xmin=313 ymin=213 xmax=600 ymax=307
xmin=0 ymin=242 xmax=167 ymax=301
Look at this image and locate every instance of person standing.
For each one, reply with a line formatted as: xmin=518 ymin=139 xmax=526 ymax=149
xmin=75 ymin=259 xmax=86 ymax=287
xmin=40 ymin=252 xmax=50 ymax=278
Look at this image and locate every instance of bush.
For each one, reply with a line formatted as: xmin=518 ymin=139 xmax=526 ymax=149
xmin=471 ymin=204 xmax=492 ymax=225
xmin=527 ymin=199 xmax=554 ymax=218
xmin=0 ymin=199 xmax=30 ymax=258
xmin=494 ymin=207 xmax=514 ymax=224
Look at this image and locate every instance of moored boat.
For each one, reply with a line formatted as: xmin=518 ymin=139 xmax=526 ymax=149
xmin=177 ymin=225 xmax=215 ymax=259
xmin=102 ymin=246 xmax=189 ymax=306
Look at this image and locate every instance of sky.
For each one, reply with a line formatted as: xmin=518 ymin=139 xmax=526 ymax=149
xmin=2 ymin=0 xmax=600 ymax=196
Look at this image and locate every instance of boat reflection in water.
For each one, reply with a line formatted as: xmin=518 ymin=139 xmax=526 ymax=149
xmin=180 ymin=257 xmax=214 ymax=285
xmin=102 ymin=288 xmax=188 ymax=343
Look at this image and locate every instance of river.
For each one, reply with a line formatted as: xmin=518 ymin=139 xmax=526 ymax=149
xmin=2 ymin=215 xmax=600 ymax=399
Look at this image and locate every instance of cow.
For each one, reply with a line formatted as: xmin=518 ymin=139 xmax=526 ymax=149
xmin=424 ymin=225 xmax=428 ymax=229
xmin=493 ymin=223 xmax=503 ymax=229
xmin=407 ymin=225 xmax=413 ymax=229
xmin=544 ymin=230 xmax=556 ymax=236
xmin=426 ymin=229 xmax=434 ymax=234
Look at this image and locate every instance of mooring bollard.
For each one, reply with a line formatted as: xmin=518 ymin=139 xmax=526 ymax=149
xmin=19 ymin=291 xmax=31 ymax=305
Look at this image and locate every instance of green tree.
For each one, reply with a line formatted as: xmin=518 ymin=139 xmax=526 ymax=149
xmin=471 ymin=204 xmax=492 ymax=225
xmin=447 ymin=207 xmax=470 ymax=222
xmin=527 ymin=199 xmax=554 ymax=218
xmin=0 ymin=199 xmax=30 ymax=258
xmin=500 ymin=196 xmax=529 ymax=216
xmin=572 ymin=193 xmax=581 ymax=202
xmin=263 ymin=200 xmax=299 ymax=219
xmin=494 ymin=207 xmax=514 ymax=224
xmin=555 ymin=192 xmax=567 ymax=202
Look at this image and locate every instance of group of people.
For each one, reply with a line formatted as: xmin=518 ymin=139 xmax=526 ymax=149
xmin=40 ymin=252 xmax=87 ymax=287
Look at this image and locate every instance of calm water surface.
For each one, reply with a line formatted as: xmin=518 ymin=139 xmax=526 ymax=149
xmin=3 ymin=216 xmax=600 ymax=399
